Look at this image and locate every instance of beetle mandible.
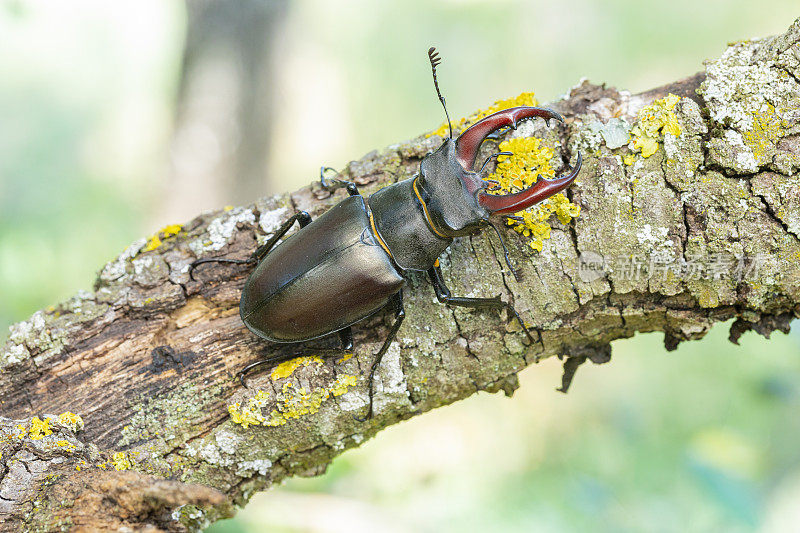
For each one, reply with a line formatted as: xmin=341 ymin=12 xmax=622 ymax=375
xmin=190 ymin=47 xmax=581 ymax=419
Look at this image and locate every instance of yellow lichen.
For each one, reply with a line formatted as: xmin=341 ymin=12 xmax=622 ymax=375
xmin=55 ymin=440 xmax=76 ymax=451
xmin=741 ymin=102 xmax=785 ymax=161
xmin=270 ymin=382 xmax=325 ymax=422
xmin=142 ymin=223 xmax=184 ymax=253
xmin=329 ymin=374 xmax=358 ymax=397
xmin=142 ymin=234 xmax=162 ymax=252
xmin=428 ymin=92 xmax=540 ymax=138
xmin=29 ymin=416 xmax=52 ymax=440
xmin=629 ymin=94 xmax=682 ymax=158
xmin=58 ymin=411 xmax=84 ymax=432
xmin=270 ymin=355 xmax=324 ymax=380
xmin=336 ymin=352 xmax=353 ymax=364
xmin=15 ymin=424 xmax=27 ymax=440
xmin=485 ymin=137 xmax=581 ymax=252
xmin=228 ymin=375 xmax=359 ymax=428
xmin=622 ymin=153 xmax=637 ymax=166
xmin=228 ymin=389 xmax=272 ymax=428
xmin=112 ymin=452 xmax=133 ymax=471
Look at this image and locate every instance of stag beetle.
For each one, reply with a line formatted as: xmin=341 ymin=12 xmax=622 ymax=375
xmin=190 ymin=48 xmax=581 ymax=419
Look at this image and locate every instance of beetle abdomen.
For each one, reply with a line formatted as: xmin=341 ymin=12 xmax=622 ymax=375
xmin=240 ymin=196 xmax=404 ymax=343
xmin=368 ymin=178 xmax=451 ymax=271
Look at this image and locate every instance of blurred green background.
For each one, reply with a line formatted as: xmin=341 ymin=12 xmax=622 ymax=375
xmin=1 ymin=1 xmax=799 ymax=531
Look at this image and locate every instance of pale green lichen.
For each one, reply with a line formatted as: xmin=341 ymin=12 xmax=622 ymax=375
xmin=3 ymin=311 xmax=50 ymax=368
xmin=581 ymin=117 xmax=632 ymax=151
xmin=627 ymin=94 xmax=682 ymax=160
xmin=119 ymin=383 xmax=222 ymax=447
xmin=236 ymin=458 xmax=272 ymax=476
xmin=484 ymin=136 xmax=581 ymax=251
xmin=98 ymin=238 xmax=147 ymax=284
xmin=700 ymin=33 xmax=800 ymax=173
xmin=428 ymin=92 xmax=540 ymax=138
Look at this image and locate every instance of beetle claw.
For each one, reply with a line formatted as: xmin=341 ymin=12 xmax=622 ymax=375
xmin=477 ymin=151 xmax=582 ymax=215
xmin=455 ymin=106 xmax=565 ymax=173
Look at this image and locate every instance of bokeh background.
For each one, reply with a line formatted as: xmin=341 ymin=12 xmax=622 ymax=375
xmin=1 ymin=1 xmax=799 ymax=531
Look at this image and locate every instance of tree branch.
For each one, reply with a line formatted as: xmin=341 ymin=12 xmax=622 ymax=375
xmin=2 ymin=18 xmax=799 ymax=531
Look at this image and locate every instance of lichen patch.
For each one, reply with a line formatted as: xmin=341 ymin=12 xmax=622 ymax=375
xmin=701 ymin=34 xmax=800 ymax=173
xmin=111 ymin=451 xmax=135 ymax=471
xmin=628 ymin=94 xmax=682 ymax=160
xmin=270 ymin=356 xmax=324 ymax=380
xmin=142 ymin=224 xmax=183 ymax=253
xmin=428 ymin=92 xmax=540 ymax=138
xmin=189 ymin=207 xmax=256 ymax=256
xmin=228 ymin=374 xmax=359 ymax=428
xmin=98 ymin=238 xmax=147 ymax=285
xmin=483 ymin=136 xmax=581 ymax=251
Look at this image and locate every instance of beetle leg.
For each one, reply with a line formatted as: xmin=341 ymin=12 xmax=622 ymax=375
xmin=354 ymin=290 xmax=405 ymax=422
xmin=236 ymin=328 xmax=352 ymax=388
xmin=189 ymin=211 xmax=312 ymax=280
xmin=486 ymin=221 xmax=522 ymax=282
xmin=188 ymin=257 xmax=256 ymax=282
xmin=252 ymin=211 xmax=312 ymax=262
xmin=485 ymin=125 xmax=511 ymax=141
xmin=427 ymin=263 xmax=534 ymax=344
xmin=478 ymin=151 xmax=513 ymax=175
xmin=237 ymin=356 xmax=284 ymax=387
xmin=338 ymin=327 xmax=354 ymax=351
xmin=320 ymin=166 xmax=360 ymax=197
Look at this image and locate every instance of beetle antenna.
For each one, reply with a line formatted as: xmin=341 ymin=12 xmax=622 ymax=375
xmin=428 ymin=47 xmax=452 ymax=139
xmin=487 ymin=221 xmax=522 ymax=282
xmin=188 ymin=257 xmax=255 ymax=281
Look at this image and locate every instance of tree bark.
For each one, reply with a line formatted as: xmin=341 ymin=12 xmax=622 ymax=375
xmin=2 ymin=18 xmax=799 ymax=532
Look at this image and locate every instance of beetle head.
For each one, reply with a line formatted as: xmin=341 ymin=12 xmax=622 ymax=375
xmin=418 ymin=106 xmax=581 ymax=237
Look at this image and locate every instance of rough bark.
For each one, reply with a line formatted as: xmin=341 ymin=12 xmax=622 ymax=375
xmin=2 ymin=18 xmax=800 ymax=532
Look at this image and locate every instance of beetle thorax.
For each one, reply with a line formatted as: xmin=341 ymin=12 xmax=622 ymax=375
xmin=418 ymin=140 xmax=490 ymax=237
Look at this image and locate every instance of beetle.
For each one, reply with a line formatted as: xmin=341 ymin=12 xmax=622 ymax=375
xmin=190 ymin=48 xmax=581 ymax=419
